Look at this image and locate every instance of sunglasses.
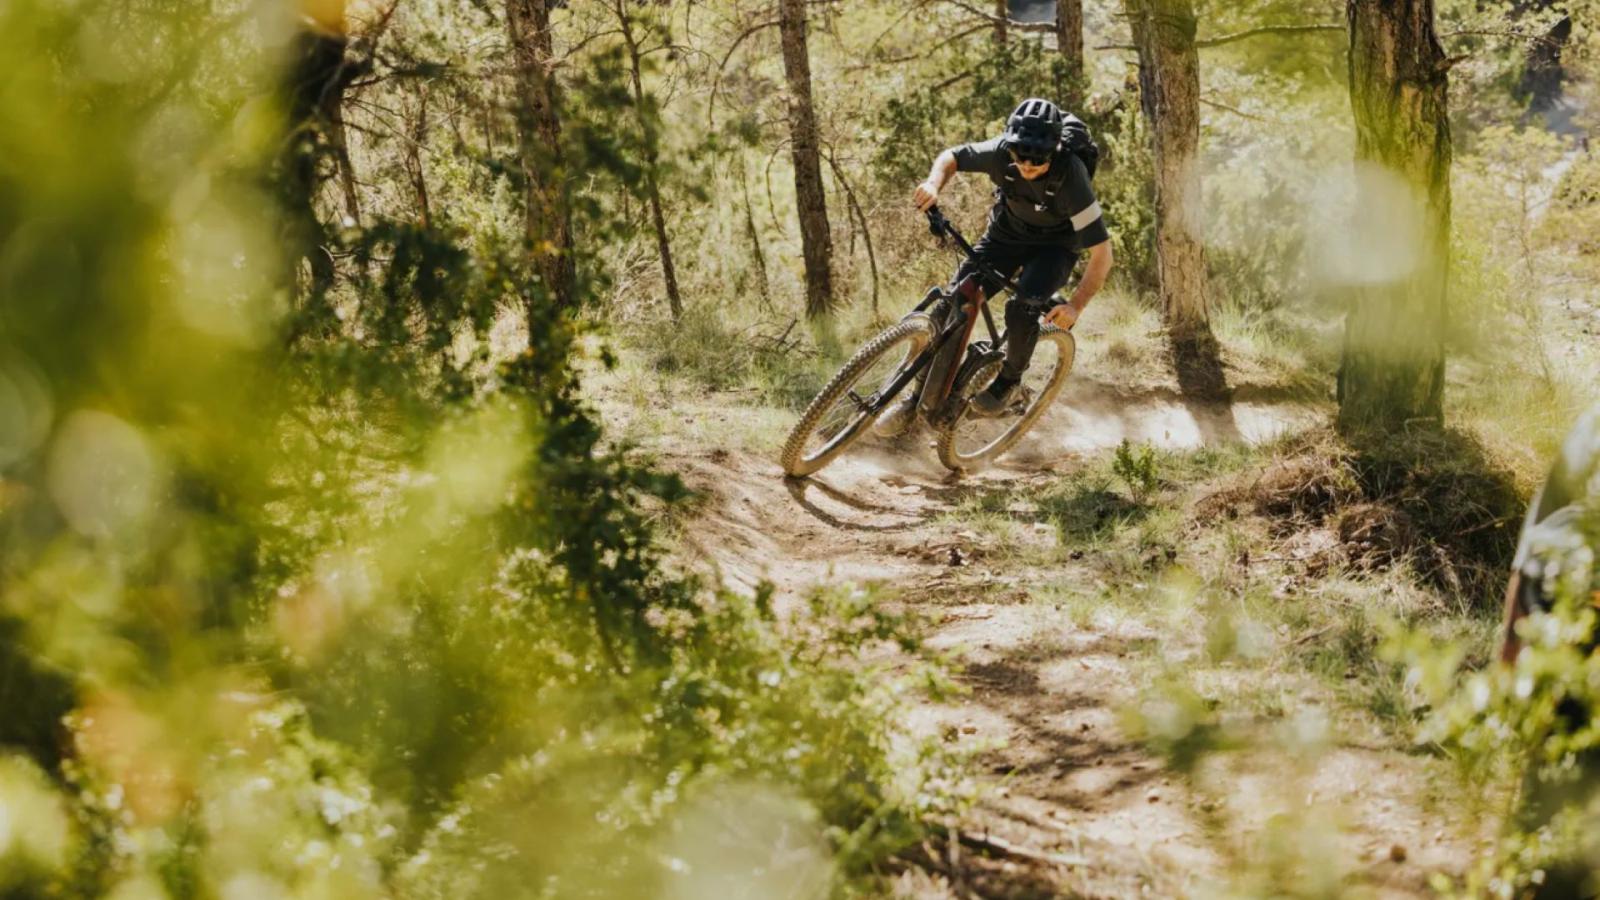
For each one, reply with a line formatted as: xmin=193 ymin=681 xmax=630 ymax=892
xmin=1008 ymin=149 xmax=1051 ymax=167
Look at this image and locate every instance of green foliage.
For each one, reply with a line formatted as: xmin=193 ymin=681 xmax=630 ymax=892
xmin=1037 ymin=475 xmax=1150 ymax=545
xmin=1387 ymin=502 xmax=1600 ymax=899
xmin=0 ymin=4 xmax=959 ymax=899
xmin=1112 ymin=439 xmax=1160 ymax=501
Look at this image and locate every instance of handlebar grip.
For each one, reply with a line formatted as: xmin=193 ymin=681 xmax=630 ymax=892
xmin=925 ymin=205 xmax=948 ymax=237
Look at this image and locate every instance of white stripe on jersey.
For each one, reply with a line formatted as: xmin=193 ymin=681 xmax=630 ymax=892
xmin=1070 ymin=201 xmax=1102 ymax=232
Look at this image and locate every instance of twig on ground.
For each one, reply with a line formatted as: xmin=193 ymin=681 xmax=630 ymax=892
xmin=1291 ymin=624 xmax=1336 ymax=647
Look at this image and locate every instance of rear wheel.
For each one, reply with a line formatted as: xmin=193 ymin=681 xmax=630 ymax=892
xmin=936 ymin=326 xmax=1075 ymax=473
xmin=781 ymin=314 xmax=936 ymax=477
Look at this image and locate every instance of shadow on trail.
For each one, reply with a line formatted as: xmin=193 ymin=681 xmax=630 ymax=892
xmin=954 ymin=632 xmax=1163 ymax=808
xmin=781 ymin=474 xmax=926 ymax=534
xmin=1170 ymin=330 xmax=1243 ymax=446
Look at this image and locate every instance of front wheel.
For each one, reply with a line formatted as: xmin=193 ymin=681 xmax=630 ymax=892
xmin=780 ymin=314 xmax=936 ymax=477
xmin=936 ymin=326 xmax=1075 ymax=473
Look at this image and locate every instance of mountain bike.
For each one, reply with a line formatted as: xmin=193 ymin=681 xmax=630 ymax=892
xmin=780 ymin=205 xmax=1077 ymax=477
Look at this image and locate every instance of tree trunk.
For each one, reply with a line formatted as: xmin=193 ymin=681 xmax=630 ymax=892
xmin=778 ymin=0 xmax=835 ymax=320
xmin=506 ymin=0 xmax=576 ymax=318
xmin=741 ymin=158 xmax=773 ymax=311
xmin=281 ymin=22 xmax=355 ymax=304
xmin=615 ymin=0 xmax=684 ymax=321
xmin=994 ymin=0 xmax=1009 ymax=46
xmin=1055 ymin=0 xmax=1085 ymax=103
xmin=1339 ymin=0 xmax=1450 ymax=429
xmin=329 ymin=102 xmax=362 ymax=226
xmin=405 ymin=89 xmax=432 ymax=226
xmin=1127 ymin=0 xmax=1209 ymax=338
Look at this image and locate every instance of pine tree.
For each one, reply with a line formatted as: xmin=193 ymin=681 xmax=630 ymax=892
xmin=1339 ymin=0 xmax=1452 ymax=428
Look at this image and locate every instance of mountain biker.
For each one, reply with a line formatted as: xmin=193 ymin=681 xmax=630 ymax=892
xmin=911 ymin=98 xmax=1114 ymax=415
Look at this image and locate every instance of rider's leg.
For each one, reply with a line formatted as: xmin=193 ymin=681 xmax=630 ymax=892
xmin=976 ymin=245 xmax=1077 ymax=410
xmin=881 ymin=237 xmax=1026 ymax=435
xmin=954 ymin=234 xmax=1028 ymax=308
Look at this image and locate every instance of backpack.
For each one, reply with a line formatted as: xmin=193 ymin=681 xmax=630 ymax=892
xmin=1059 ymin=113 xmax=1099 ymax=180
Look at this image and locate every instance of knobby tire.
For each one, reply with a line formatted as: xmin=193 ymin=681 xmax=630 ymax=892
xmin=935 ymin=326 xmax=1075 ymax=473
xmin=780 ymin=314 xmax=936 ymax=477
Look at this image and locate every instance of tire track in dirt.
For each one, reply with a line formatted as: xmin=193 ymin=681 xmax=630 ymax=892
xmin=641 ymin=389 xmax=1474 ymax=899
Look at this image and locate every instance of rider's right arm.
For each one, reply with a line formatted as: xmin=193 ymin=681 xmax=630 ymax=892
xmin=917 ymin=138 xmax=1005 ymax=210
xmin=927 ymin=150 xmax=958 ymax=190
xmin=914 ymin=150 xmax=958 ymax=211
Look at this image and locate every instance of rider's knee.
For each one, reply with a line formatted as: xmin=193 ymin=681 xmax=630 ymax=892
xmin=1006 ymin=294 xmax=1051 ymax=325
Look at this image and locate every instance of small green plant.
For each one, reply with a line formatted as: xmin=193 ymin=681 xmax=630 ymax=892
xmin=1113 ymin=439 xmax=1160 ymax=502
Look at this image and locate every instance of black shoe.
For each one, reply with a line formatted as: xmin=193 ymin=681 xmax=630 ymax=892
xmin=970 ymin=382 xmax=1019 ymax=417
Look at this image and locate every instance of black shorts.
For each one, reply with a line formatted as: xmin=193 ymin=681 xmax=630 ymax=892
xmin=954 ymin=228 xmax=1078 ymax=301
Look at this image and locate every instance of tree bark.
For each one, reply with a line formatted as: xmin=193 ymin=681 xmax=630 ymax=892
xmin=778 ymin=0 xmax=835 ymax=320
xmin=994 ymin=0 xmax=1009 ymax=46
xmin=614 ymin=0 xmax=684 ymax=322
xmin=1055 ymin=0 xmax=1085 ymax=103
xmin=329 ymin=101 xmax=362 ymax=227
xmin=506 ymin=0 xmax=576 ymax=318
xmin=1339 ymin=0 xmax=1450 ymax=429
xmin=1126 ymin=0 xmax=1210 ymax=338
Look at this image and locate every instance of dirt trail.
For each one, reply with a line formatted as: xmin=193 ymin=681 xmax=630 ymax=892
xmin=635 ymin=385 xmax=1475 ymax=899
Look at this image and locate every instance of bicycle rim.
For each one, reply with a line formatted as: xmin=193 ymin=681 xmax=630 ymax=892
xmin=781 ymin=315 xmax=934 ymax=477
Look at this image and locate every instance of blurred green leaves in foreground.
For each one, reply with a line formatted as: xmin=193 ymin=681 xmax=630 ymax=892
xmin=1392 ymin=499 xmax=1600 ymax=900
xmin=0 ymin=3 xmax=960 ymax=898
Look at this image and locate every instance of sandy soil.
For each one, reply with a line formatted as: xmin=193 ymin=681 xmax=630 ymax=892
xmin=604 ymin=377 xmax=1483 ymax=899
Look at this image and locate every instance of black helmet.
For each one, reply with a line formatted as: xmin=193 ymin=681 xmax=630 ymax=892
xmin=1002 ymin=98 xmax=1063 ymax=163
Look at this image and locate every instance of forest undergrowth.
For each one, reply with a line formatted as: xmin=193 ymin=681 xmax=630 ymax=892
xmin=7 ymin=0 xmax=1600 ymax=898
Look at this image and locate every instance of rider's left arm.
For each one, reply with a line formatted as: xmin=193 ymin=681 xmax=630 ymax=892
xmin=1045 ymin=240 xmax=1113 ymax=329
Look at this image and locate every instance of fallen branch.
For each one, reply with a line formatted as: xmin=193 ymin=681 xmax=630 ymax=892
xmin=1291 ymin=624 xmax=1336 ymax=647
xmin=928 ymin=824 xmax=1093 ymax=869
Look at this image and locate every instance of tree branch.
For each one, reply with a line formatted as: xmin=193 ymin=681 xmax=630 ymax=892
xmin=1195 ymin=23 xmax=1343 ymax=48
xmin=1199 ymin=96 xmax=1282 ymax=125
xmin=707 ymin=18 xmax=781 ymax=127
xmin=845 ymin=23 xmax=989 ymax=70
xmin=821 ymin=145 xmax=879 ymax=319
xmin=933 ymin=66 xmax=977 ymax=90
xmin=1096 ymin=21 xmax=1343 ymax=51
xmin=1443 ymin=27 xmax=1565 ymax=49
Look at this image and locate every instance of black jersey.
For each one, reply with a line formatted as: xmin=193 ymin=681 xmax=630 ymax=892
xmin=952 ymin=137 xmax=1109 ymax=248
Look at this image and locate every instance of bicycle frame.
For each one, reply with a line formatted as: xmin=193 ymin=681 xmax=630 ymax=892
xmin=851 ymin=206 xmax=1023 ymax=422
